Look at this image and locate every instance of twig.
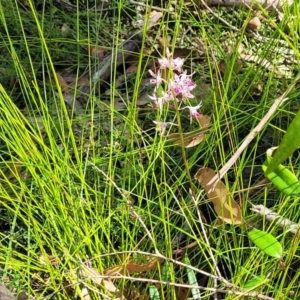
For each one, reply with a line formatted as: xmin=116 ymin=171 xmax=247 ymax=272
xmin=207 ymin=73 xmax=300 ymax=188
xmin=191 ymin=190 xmax=224 ymax=280
xmin=78 ymin=273 xmax=275 ymax=300
xmin=251 ymin=204 xmax=300 ymax=235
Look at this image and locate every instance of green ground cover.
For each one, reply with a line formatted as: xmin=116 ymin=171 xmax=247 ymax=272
xmin=0 ymin=0 xmax=299 ymax=299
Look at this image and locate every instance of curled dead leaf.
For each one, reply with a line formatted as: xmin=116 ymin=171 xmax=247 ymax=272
xmin=247 ymin=17 xmax=261 ymax=31
xmin=80 ymin=266 xmax=103 ymax=286
xmin=148 ymin=10 xmax=163 ymax=26
xmin=166 ymin=115 xmax=210 ymax=148
xmin=104 ymin=256 xmax=164 ymax=276
xmin=88 ymin=45 xmax=106 ymax=59
xmin=82 ymin=287 xmax=91 ymax=300
xmin=195 ymin=168 xmax=243 ymax=225
xmin=55 ymin=72 xmax=69 ymax=92
xmin=79 ymin=266 xmax=125 ymax=299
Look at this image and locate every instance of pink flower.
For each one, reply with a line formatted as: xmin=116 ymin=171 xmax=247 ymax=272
xmin=148 ymin=49 xmax=199 ymax=124
xmin=171 ymin=57 xmax=184 ymax=72
xmin=182 ymin=103 xmax=202 ymax=124
xmin=169 ymin=71 xmax=196 ymax=102
xmin=148 ymin=93 xmax=165 ymax=114
xmin=158 ymin=57 xmax=170 ymax=70
xmin=149 ymin=69 xmax=163 ymax=86
xmin=158 ymin=48 xmax=184 ymax=72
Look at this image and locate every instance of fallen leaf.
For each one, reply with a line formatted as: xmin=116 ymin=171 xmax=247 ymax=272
xmin=80 ymin=266 xmax=125 ymax=299
xmin=88 ymin=45 xmax=106 ymax=59
xmin=148 ymin=10 xmax=163 ymax=27
xmin=184 ymin=134 xmax=206 ymax=148
xmin=247 ymin=16 xmax=261 ymax=31
xmin=80 ymin=266 xmax=103 ymax=286
xmin=82 ymin=287 xmax=91 ymax=300
xmin=166 ymin=115 xmax=210 ymax=148
xmin=55 ymin=72 xmax=69 ymax=92
xmin=195 ymin=168 xmax=243 ymax=224
xmin=103 ymin=279 xmax=119 ymax=293
xmin=198 ymin=114 xmax=210 ymax=128
xmin=104 ymin=256 xmax=164 ymax=275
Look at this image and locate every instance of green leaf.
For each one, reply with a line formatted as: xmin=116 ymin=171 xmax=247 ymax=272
xmin=262 ymin=156 xmax=300 ymax=196
xmin=248 ymin=229 xmax=283 ymax=258
xmin=265 ymin=109 xmax=300 ymax=175
xmin=243 ymin=275 xmax=266 ymax=289
xmin=161 ymin=262 xmax=170 ymax=281
xmin=149 ymin=286 xmax=160 ymax=300
xmin=184 ymin=254 xmax=201 ymax=299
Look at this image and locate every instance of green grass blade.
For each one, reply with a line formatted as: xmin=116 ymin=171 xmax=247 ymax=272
xmin=184 ymin=254 xmax=201 ymax=300
xmin=265 ymin=108 xmax=300 ymax=175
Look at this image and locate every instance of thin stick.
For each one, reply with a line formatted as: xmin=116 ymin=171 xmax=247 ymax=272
xmin=191 ymin=190 xmax=224 ymax=280
xmin=78 ymin=274 xmax=275 ymax=300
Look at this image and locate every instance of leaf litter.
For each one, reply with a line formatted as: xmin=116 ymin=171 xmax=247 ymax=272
xmin=195 ymin=167 xmax=243 ymax=225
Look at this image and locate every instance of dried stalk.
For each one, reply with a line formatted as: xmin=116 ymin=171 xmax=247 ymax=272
xmin=251 ymin=205 xmax=300 ymax=235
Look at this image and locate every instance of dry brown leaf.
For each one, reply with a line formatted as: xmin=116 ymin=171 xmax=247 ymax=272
xmin=104 ymin=256 xmax=163 ymax=276
xmin=195 ymin=168 xmax=243 ymax=224
xmin=103 ymin=279 xmax=119 ymax=293
xmin=199 ymin=114 xmax=210 ymax=127
xmin=82 ymin=287 xmax=91 ymax=300
xmin=166 ymin=115 xmax=210 ymax=148
xmin=80 ymin=266 xmax=125 ymax=299
xmin=148 ymin=10 xmax=163 ymax=27
xmin=184 ymin=133 xmax=207 ymax=148
xmin=81 ymin=266 xmax=103 ymax=286
xmin=55 ymin=72 xmax=69 ymax=92
xmin=247 ymin=16 xmax=261 ymax=31
xmin=88 ymin=45 xmax=106 ymax=59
